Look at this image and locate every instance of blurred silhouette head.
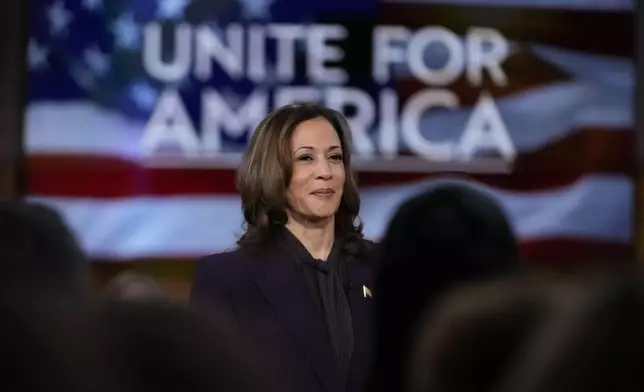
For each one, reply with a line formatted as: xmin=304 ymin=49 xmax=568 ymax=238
xmin=371 ymin=184 xmax=522 ymax=392
xmin=2 ymin=294 xmax=108 ymax=392
xmin=407 ymin=271 xmax=644 ymax=392
xmin=0 ymin=200 xmax=88 ymax=297
xmin=99 ymin=300 xmax=282 ymax=392
xmin=408 ymin=278 xmax=560 ymax=392
xmin=498 ymin=273 xmax=644 ymax=392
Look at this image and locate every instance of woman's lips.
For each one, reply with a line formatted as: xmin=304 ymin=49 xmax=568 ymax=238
xmin=311 ymin=189 xmax=335 ymax=198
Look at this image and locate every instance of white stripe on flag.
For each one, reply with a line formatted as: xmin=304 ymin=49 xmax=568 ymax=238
xmin=530 ymin=44 xmax=633 ymax=89
xmin=25 ymin=80 xmax=631 ymax=161
xmin=28 ymin=174 xmax=632 ymax=260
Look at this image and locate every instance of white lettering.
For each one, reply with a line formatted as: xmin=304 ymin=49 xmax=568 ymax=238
xmin=141 ymin=88 xmax=516 ymax=164
xmin=142 ymin=23 xmax=192 ymax=82
xmin=325 ymin=87 xmax=375 ymax=156
xmin=466 ymin=27 xmax=509 ymax=86
xmin=201 ymin=89 xmax=268 ymax=151
xmin=140 ymin=89 xmax=200 ymax=156
xmin=194 ymin=24 xmax=244 ymax=80
xmin=458 ymin=92 xmax=515 ymax=160
xmin=401 ymin=89 xmax=459 ymax=161
xmin=267 ymin=24 xmax=305 ymax=82
xmin=136 ymin=20 xmax=515 ymax=169
xmin=247 ymin=25 xmax=268 ymax=83
xmin=372 ymin=26 xmax=409 ymax=84
xmin=378 ymin=89 xmax=399 ymax=159
xmin=407 ymin=27 xmax=464 ymax=86
xmin=371 ymin=25 xmax=509 ymax=88
xmin=307 ymin=25 xmax=349 ymax=84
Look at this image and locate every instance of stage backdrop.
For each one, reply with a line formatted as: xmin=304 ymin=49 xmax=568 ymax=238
xmin=26 ymin=0 xmax=634 ymax=263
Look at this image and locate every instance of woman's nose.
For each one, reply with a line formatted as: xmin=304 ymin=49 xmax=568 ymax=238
xmin=314 ymin=159 xmax=333 ymax=180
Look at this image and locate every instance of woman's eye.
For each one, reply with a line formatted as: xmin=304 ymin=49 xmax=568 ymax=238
xmin=329 ymin=155 xmax=343 ymax=161
xmin=297 ymin=155 xmax=313 ymax=161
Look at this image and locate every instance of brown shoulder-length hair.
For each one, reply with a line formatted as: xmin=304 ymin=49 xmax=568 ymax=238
xmin=236 ymin=102 xmax=364 ymax=257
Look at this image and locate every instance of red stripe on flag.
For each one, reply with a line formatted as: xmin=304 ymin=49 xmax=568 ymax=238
xmin=26 ymin=129 xmax=632 ymax=198
xmin=27 ymin=156 xmax=238 ymax=197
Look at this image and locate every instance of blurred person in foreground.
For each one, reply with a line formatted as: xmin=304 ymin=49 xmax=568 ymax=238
xmin=0 ymin=201 xmax=272 ymax=392
xmin=0 ymin=200 xmax=105 ymax=391
xmin=191 ymin=103 xmax=377 ymax=392
xmin=371 ymin=184 xmax=523 ymax=392
xmin=409 ymin=271 xmax=644 ymax=392
xmin=2 ymin=290 xmax=109 ymax=392
xmin=99 ymin=300 xmax=281 ymax=392
xmin=3 ymin=290 xmax=277 ymax=392
xmin=408 ymin=277 xmax=564 ymax=392
xmin=497 ymin=272 xmax=644 ymax=392
xmin=0 ymin=200 xmax=89 ymax=299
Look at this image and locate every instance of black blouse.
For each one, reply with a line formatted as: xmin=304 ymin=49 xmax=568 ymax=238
xmin=280 ymin=228 xmax=355 ymax=373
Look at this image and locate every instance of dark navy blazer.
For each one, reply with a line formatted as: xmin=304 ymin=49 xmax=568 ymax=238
xmin=190 ymin=241 xmax=376 ymax=392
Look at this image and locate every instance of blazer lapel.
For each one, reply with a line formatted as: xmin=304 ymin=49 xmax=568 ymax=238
xmin=346 ymin=262 xmax=376 ymax=391
xmin=255 ymin=257 xmax=345 ymax=392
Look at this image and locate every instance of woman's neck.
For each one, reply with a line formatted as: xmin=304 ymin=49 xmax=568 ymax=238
xmin=285 ymin=216 xmax=335 ymax=261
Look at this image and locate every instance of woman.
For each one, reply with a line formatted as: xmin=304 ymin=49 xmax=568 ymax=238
xmin=190 ymin=103 xmax=377 ymax=392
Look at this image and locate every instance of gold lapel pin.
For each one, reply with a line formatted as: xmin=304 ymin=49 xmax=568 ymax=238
xmin=362 ymin=285 xmax=372 ymax=299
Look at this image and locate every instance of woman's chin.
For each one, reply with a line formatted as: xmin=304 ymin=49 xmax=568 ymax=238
xmin=302 ymin=210 xmax=337 ymax=223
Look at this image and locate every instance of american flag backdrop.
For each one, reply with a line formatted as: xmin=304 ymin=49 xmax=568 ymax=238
xmin=26 ymin=0 xmax=635 ymax=262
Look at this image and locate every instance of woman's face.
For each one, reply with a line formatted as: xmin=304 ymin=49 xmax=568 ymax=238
xmin=286 ymin=117 xmax=346 ymax=222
